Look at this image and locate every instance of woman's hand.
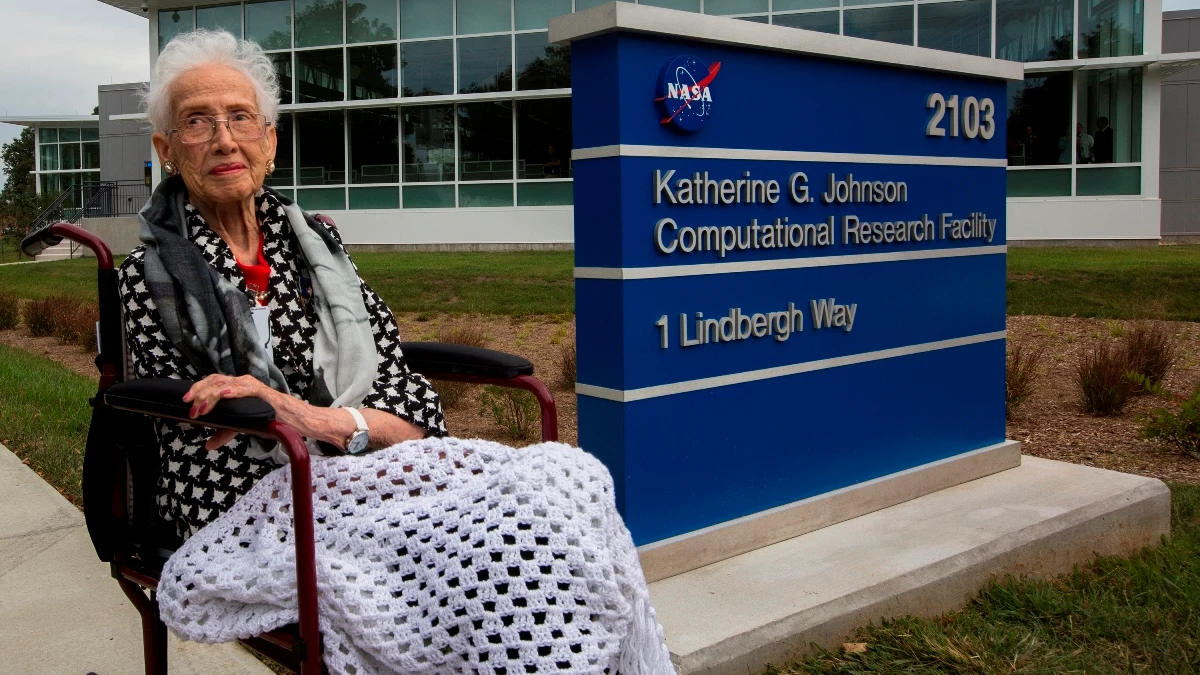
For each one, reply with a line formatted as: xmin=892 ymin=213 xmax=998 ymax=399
xmin=183 ymin=374 xmax=278 ymax=450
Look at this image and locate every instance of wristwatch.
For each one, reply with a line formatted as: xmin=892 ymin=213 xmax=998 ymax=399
xmin=343 ymin=407 xmax=370 ymax=455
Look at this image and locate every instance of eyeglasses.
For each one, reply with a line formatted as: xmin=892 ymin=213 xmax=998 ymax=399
xmin=168 ymin=113 xmax=271 ymax=145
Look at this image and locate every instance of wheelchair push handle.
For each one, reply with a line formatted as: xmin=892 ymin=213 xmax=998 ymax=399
xmin=21 ymin=222 xmax=114 ymax=269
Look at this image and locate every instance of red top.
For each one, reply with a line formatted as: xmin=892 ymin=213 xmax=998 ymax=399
xmin=236 ymin=236 xmax=271 ymax=305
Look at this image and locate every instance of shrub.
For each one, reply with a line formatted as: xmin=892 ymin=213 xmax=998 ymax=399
xmin=1122 ymin=321 xmax=1177 ymax=391
xmin=1076 ymin=340 xmax=1135 ymax=415
xmin=430 ymin=324 xmax=490 ymax=409
xmin=1005 ymin=340 xmax=1044 ymax=419
xmin=0 ymin=292 xmax=18 ymax=330
xmin=479 ymin=385 xmax=539 ymax=440
xmin=559 ymin=338 xmax=576 ymax=389
xmin=1142 ymin=387 xmax=1200 ymax=458
xmin=20 ymin=295 xmax=99 ymax=350
xmin=22 ymin=297 xmax=57 ymax=337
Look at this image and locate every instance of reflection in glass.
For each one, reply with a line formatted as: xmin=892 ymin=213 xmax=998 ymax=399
xmin=401 ymin=40 xmax=454 ymax=96
xmin=1078 ymin=68 xmax=1142 ymax=163
xmin=844 ymin=6 xmax=913 ymax=45
xmin=774 ymin=0 xmax=837 ymax=9
xmin=245 ymin=0 xmax=292 ymax=50
xmin=295 ymin=0 xmax=343 ymax=47
xmin=61 ymin=144 xmax=81 ymax=171
xmin=459 ymin=184 xmax=513 ymax=207
xmin=348 ymin=0 xmax=397 ymax=42
xmin=458 ymin=101 xmax=513 ymax=181
xmin=38 ymin=128 xmax=57 ymax=144
xmin=83 ymin=142 xmax=100 ymax=170
xmin=81 ymin=127 xmax=99 ymax=141
xmin=516 ymin=0 xmax=572 ymax=30
xmin=1079 ymin=0 xmax=1143 ymax=58
xmin=350 ymin=108 xmax=400 ymax=184
xmin=41 ymin=174 xmax=59 ymax=195
xmin=197 ymin=4 xmax=243 ymax=36
xmin=1007 ymin=168 xmax=1070 ymax=196
xmin=401 ymin=0 xmax=453 ymax=38
xmin=266 ymin=114 xmax=294 ymax=187
xmin=517 ymin=182 xmax=572 ymax=206
xmin=296 ymin=49 xmax=345 ymax=102
xmin=705 ymin=0 xmax=768 ymax=13
xmin=641 ymin=0 xmax=701 ymax=11
xmin=516 ymin=33 xmax=570 ymax=91
xmin=517 ymin=98 xmax=571 ymax=179
xmin=296 ymin=111 xmax=346 ymax=185
xmin=918 ymin=0 xmax=991 ymax=57
xmin=773 ymin=10 xmax=839 ymax=33
xmin=40 ymin=145 xmax=58 ymax=171
xmin=995 ymin=0 xmax=1072 ymax=62
xmin=403 ymin=185 xmax=455 ymax=207
xmin=1077 ymin=166 xmax=1140 ymax=195
xmin=297 ymin=188 xmax=346 ymax=210
xmin=350 ymin=186 xmax=400 ymax=208
xmin=1006 ymin=73 xmax=1071 ymax=166
xmin=270 ymin=53 xmax=293 ymax=103
xmin=458 ymin=35 xmax=513 ymax=94
xmin=59 ymin=128 xmax=80 ymax=142
xmin=350 ymin=45 xmax=398 ymax=99
xmin=403 ymin=105 xmax=455 ymax=182
xmin=458 ymin=0 xmax=511 ymax=34
xmin=158 ymin=8 xmax=194 ymax=51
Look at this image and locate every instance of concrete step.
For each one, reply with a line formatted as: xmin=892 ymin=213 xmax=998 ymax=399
xmin=33 ymin=240 xmax=76 ymax=262
xmin=650 ymin=455 xmax=1171 ymax=675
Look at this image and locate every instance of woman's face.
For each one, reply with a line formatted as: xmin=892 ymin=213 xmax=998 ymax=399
xmin=152 ymin=63 xmax=277 ymax=210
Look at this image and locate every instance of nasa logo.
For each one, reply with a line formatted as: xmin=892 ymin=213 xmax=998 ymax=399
xmin=655 ymin=55 xmax=721 ymax=132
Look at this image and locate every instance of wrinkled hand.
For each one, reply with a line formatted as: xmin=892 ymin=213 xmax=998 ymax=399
xmin=182 ymin=374 xmax=274 ymax=450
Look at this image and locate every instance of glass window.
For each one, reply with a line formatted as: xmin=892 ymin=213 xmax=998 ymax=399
xmin=844 ymin=6 xmax=913 ymax=44
xmin=995 ymin=0 xmax=1072 ymax=62
xmin=517 ymin=98 xmax=571 ymax=179
xmin=642 ymin=0 xmax=701 ymax=11
xmin=735 ymin=14 xmax=769 ymax=22
xmin=158 ymin=8 xmax=194 ymax=51
xmin=269 ymin=53 xmax=293 ymax=103
xmin=1077 ymin=166 xmax=1140 ymax=194
xmin=458 ymin=0 xmax=510 ymax=34
xmin=918 ymin=0 xmax=991 ymax=57
xmin=516 ymin=0 xmax=572 ymax=30
xmin=403 ymin=184 xmax=455 ymax=207
xmin=80 ymin=127 xmax=99 ymax=141
xmin=401 ymin=40 xmax=454 ymax=96
xmin=459 ymin=35 xmax=513 ymax=93
xmin=460 ymin=183 xmax=513 ymax=206
xmin=772 ymin=10 xmax=839 ymax=33
xmin=350 ymin=186 xmax=400 ymax=208
xmin=705 ymin=0 xmax=768 ymax=14
xmin=518 ymin=182 xmax=572 ymax=206
xmin=350 ymin=108 xmax=400 ymax=184
xmin=82 ymin=142 xmax=100 ymax=170
xmin=296 ymin=49 xmax=345 ymax=102
xmin=274 ymin=188 xmax=295 ymax=200
xmin=295 ymin=0 xmax=343 ymax=47
xmin=348 ymin=0 xmax=397 ymax=42
xmin=458 ymin=101 xmax=513 ymax=181
xmin=61 ymin=144 xmax=81 ymax=171
xmin=1078 ymin=67 xmax=1142 ymax=163
xmin=297 ymin=188 xmax=347 ymax=210
xmin=575 ymin=0 xmax=619 ymax=9
xmin=1007 ymin=168 xmax=1071 ymax=196
xmin=38 ymin=128 xmax=58 ymax=144
xmin=40 ymin=174 xmax=59 ymax=194
xmin=197 ymin=4 xmax=243 ymax=36
xmin=296 ymin=111 xmax=346 ymax=185
xmin=266 ymin=114 xmax=295 ymax=187
xmin=401 ymin=0 xmax=452 ymax=38
xmin=349 ymin=45 xmax=398 ymax=99
xmin=59 ymin=128 xmax=80 ymax=142
xmin=516 ymin=33 xmax=570 ymax=90
xmin=774 ymin=0 xmax=837 ymax=9
xmin=245 ymin=0 xmax=292 ymax=50
xmin=1079 ymin=0 xmax=1143 ymax=58
xmin=1006 ymin=73 xmax=1071 ymax=166
xmin=39 ymin=144 xmax=59 ymax=171
xmin=403 ymin=105 xmax=455 ymax=182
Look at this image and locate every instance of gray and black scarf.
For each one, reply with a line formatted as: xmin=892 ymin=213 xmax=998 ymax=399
xmin=137 ymin=176 xmax=378 ymax=459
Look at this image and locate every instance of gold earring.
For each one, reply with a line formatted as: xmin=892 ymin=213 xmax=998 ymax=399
xmin=163 ymin=160 xmax=178 ymax=176
xmin=265 ymin=159 xmax=276 ymax=175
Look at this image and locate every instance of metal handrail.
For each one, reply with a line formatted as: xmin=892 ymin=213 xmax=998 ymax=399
xmin=24 ymin=180 xmax=151 ymax=260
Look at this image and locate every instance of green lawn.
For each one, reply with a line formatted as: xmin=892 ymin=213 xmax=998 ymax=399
xmin=0 ymin=343 xmax=94 ymax=505
xmin=4 ymin=246 xmax=1200 ymax=321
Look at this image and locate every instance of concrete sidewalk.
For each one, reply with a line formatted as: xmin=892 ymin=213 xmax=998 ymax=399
xmin=0 ymin=444 xmax=272 ymax=675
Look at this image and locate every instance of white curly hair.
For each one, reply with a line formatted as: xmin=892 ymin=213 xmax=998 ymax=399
xmin=144 ymin=29 xmax=281 ymax=135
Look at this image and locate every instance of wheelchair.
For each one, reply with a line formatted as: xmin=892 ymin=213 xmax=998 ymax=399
xmin=22 ymin=221 xmax=559 ymax=675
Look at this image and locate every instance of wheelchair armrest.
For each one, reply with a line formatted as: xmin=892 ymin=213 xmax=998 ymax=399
xmin=401 ymin=341 xmax=535 ymax=380
xmin=104 ymin=378 xmax=276 ymax=430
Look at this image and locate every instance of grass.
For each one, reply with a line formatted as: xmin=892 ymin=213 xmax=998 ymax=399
xmin=1008 ymin=246 xmax=1200 ymax=321
xmin=0 ymin=343 xmax=94 ymax=506
xmin=772 ymin=483 xmax=1200 ymax=675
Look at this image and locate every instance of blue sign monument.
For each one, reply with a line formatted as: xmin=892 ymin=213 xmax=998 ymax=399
xmin=553 ymin=5 xmax=1023 ymax=562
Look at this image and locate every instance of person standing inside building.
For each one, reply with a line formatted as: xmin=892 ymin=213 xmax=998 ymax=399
xmin=1076 ymin=122 xmax=1094 ymax=163
xmin=1094 ymin=117 xmax=1113 ymax=163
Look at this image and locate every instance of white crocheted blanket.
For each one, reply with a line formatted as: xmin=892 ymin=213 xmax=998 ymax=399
xmin=157 ymin=438 xmax=676 ymax=675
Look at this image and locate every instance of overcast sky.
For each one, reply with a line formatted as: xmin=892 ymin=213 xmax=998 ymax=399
xmin=3 ymin=0 xmax=1200 ymax=186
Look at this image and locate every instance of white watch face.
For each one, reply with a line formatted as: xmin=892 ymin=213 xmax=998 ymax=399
xmin=347 ymin=429 xmax=370 ymax=455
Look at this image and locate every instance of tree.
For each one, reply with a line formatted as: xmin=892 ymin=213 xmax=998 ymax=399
xmin=0 ymin=127 xmax=52 ymax=234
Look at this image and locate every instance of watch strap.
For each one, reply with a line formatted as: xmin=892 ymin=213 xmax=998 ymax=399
xmin=344 ymin=406 xmax=368 ymax=433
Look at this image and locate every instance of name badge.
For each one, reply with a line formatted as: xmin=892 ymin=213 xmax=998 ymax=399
xmin=250 ymin=304 xmax=273 ymax=363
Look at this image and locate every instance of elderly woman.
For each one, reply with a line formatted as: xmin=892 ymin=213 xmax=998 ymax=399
xmin=119 ymin=29 xmax=444 ymax=541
